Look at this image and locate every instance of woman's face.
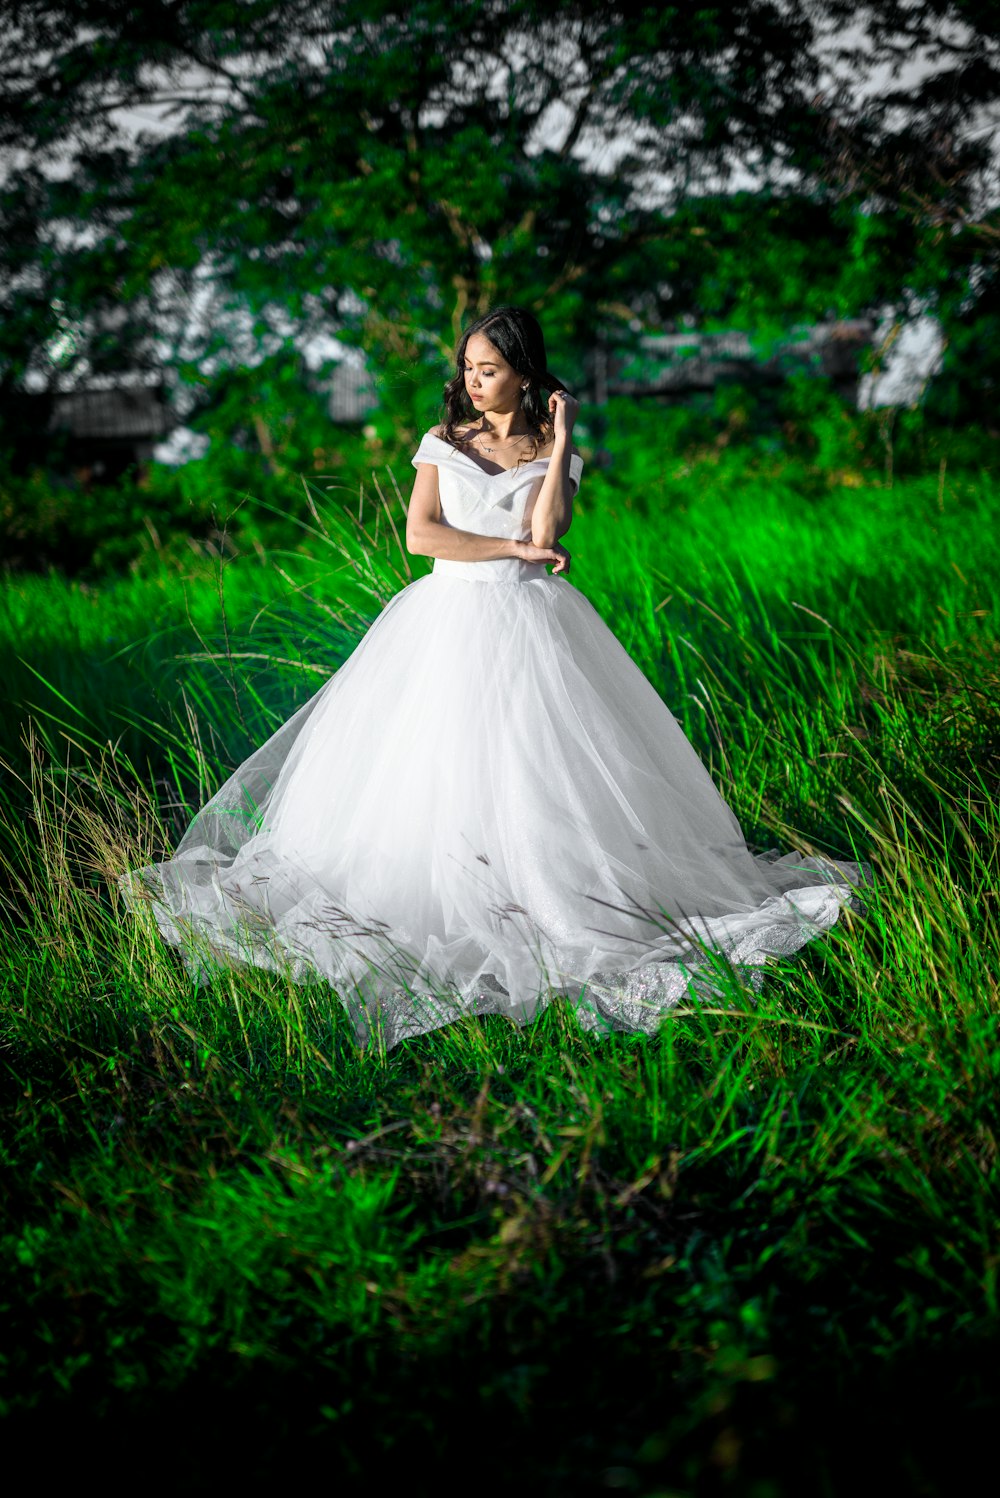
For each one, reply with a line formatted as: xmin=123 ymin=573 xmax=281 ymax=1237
xmin=462 ymin=332 xmax=525 ymax=416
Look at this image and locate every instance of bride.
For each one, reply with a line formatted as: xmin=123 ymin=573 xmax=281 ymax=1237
xmin=122 ymin=305 xmax=863 ymax=1046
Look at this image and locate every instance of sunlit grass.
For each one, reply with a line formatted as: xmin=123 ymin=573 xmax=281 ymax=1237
xmin=1 ymin=453 xmax=999 ymax=1487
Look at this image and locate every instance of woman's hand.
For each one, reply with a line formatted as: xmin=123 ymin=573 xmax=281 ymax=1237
xmin=548 ymin=388 xmax=579 ymax=438
xmin=516 ymin=539 xmax=571 ymax=575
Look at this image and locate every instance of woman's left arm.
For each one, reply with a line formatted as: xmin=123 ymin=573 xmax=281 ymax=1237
xmin=530 ymin=390 xmax=580 ymax=549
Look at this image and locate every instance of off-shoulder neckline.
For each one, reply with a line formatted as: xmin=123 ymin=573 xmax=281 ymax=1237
xmin=420 ymin=430 xmax=564 ymax=479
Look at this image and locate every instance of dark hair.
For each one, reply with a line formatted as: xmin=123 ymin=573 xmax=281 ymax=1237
xmin=441 ymin=305 xmax=567 ymax=460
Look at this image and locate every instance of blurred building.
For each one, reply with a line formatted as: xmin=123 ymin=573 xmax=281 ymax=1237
xmin=590 ymin=319 xmax=875 ymax=406
xmin=1 ymin=383 xmax=171 ymax=482
xmin=1 ymin=359 xmax=382 ymax=481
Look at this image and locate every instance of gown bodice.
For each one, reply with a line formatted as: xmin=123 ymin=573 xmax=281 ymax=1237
xmin=411 ymin=432 xmax=584 ymax=584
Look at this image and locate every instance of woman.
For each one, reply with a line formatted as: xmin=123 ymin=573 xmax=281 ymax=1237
xmin=122 ymin=305 xmax=863 ymax=1046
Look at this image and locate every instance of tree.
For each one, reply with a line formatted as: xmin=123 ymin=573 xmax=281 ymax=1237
xmin=820 ymin=1 xmax=1000 ymax=424
xmin=0 ymin=4 xmax=850 ymax=391
xmin=0 ymin=1 xmax=997 ymax=427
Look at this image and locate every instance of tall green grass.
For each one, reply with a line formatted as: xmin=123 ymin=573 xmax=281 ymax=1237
xmin=1 ymin=454 xmax=999 ymax=1491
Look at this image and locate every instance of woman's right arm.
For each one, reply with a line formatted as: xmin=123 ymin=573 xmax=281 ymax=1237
xmin=406 ymin=463 xmax=569 ymax=570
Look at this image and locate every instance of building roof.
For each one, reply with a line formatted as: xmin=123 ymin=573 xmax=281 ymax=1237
xmin=45 ymin=386 xmax=170 ymax=440
xmin=0 ymin=383 xmax=170 ymax=442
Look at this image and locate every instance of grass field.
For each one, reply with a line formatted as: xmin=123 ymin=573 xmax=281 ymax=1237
xmin=2 ymin=444 xmax=999 ymax=1493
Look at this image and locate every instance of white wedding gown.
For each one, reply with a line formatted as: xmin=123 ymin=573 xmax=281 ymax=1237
xmin=123 ymin=431 xmax=863 ymax=1046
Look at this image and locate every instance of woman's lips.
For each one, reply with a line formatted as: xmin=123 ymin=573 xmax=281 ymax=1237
xmin=470 ymin=394 xmax=484 ymax=402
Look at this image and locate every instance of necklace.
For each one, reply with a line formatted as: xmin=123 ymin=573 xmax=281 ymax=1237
xmin=476 ymin=424 xmax=532 ymax=455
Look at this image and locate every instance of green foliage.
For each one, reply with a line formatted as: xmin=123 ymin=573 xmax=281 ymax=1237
xmin=608 ymin=194 xmax=915 ymax=338
xmin=0 ymin=457 xmax=217 ymax=575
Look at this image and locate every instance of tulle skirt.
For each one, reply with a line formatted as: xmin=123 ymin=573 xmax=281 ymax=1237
xmin=122 ymin=568 xmax=864 ymax=1045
